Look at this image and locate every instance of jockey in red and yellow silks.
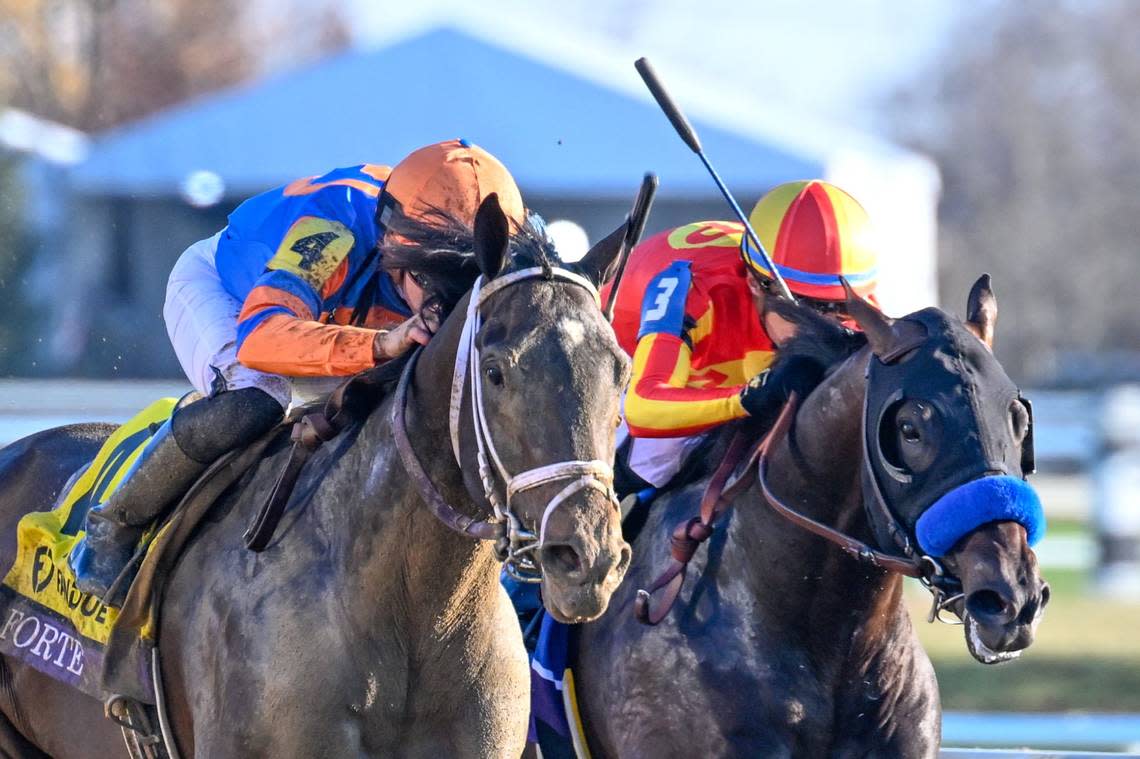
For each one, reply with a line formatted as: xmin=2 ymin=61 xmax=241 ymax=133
xmin=605 ymin=180 xmax=880 ymax=488
xmin=612 ymin=221 xmax=775 ymax=437
xmin=72 ymin=139 xmax=527 ymax=601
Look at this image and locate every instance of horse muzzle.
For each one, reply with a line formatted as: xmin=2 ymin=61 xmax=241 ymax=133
xmin=537 ymin=499 xmax=631 ymax=624
xmin=944 ymin=521 xmax=1051 ymax=664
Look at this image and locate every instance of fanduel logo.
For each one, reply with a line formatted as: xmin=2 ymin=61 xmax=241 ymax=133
xmin=32 ymin=546 xmax=53 ymax=593
xmin=0 ymin=609 xmax=84 ymax=676
xmin=28 ymin=546 xmax=110 ymax=624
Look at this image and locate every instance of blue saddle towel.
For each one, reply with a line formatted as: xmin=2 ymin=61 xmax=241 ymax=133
xmin=502 ymin=571 xmax=589 ymax=758
xmin=530 ymin=610 xmax=589 ymax=758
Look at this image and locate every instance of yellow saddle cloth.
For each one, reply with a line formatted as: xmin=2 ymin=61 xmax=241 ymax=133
xmin=0 ymin=398 xmax=176 ymax=697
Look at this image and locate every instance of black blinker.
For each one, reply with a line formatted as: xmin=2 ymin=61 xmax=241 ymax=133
xmin=1018 ymin=394 xmax=1036 ymax=477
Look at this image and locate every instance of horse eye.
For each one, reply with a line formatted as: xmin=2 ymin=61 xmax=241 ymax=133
xmin=900 ymin=420 xmax=921 ymax=443
xmin=485 ymin=365 xmax=504 ymax=386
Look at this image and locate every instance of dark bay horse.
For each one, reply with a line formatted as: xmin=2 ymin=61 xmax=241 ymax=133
xmin=574 ymin=277 xmax=1049 ymax=758
xmin=0 ymin=196 xmax=632 ymax=757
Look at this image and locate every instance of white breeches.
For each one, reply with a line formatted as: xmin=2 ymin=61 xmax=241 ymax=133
xmin=163 ymin=232 xmax=293 ymax=408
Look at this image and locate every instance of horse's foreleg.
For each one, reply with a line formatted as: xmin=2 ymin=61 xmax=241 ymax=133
xmin=0 ymin=658 xmax=48 ymax=759
xmin=0 ymin=710 xmax=48 ymax=759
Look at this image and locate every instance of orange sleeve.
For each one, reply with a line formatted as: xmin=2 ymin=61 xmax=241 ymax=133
xmin=237 ymin=313 xmax=378 ymax=377
xmin=235 ymin=284 xmax=380 ymax=376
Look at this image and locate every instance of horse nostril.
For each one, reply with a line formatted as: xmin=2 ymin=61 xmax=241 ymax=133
xmin=966 ymin=589 xmax=1013 ymax=623
xmin=1040 ymin=583 xmax=1051 ymax=608
xmin=540 ymin=543 xmax=583 ymax=577
xmin=618 ymin=544 xmax=632 ymax=575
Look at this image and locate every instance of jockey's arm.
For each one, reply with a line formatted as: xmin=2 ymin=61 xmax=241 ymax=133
xmin=234 ymin=216 xmax=385 ymax=377
xmin=623 ymin=261 xmax=748 ymax=438
xmin=235 ymin=277 xmax=380 ymax=376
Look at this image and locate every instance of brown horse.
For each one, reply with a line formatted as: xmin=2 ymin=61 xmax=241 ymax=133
xmin=574 ymin=277 xmax=1049 ymax=758
xmin=0 ymin=196 xmax=632 ymax=757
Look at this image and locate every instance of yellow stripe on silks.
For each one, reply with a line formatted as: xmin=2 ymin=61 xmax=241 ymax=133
xmin=688 ymin=303 xmax=714 ymax=346
xmin=562 ymin=668 xmax=594 ymax=759
xmin=625 ymin=334 xmax=747 ymax=435
xmin=1 ymin=398 xmax=177 ymax=645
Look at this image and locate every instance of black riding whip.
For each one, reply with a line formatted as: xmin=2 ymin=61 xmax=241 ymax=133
xmin=604 ymin=172 xmax=659 ymax=321
xmin=634 ymin=57 xmax=796 ymax=303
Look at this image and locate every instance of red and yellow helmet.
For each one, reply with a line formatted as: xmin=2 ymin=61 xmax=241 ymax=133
xmin=742 ymin=180 xmax=878 ymax=301
xmin=383 ymin=138 xmax=526 ymax=229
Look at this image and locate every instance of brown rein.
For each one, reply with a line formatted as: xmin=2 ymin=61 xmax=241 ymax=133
xmin=635 ymin=393 xmax=923 ymax=625
xmin=244 ymin=350 xmax=506 ymax=552
xmin=633 ymin=430 xmax=759 ymax=624
xmin=391 ymin=349 xmax=505 ymax=542
xmin=755 ymin=396 xmax=924 ymax=578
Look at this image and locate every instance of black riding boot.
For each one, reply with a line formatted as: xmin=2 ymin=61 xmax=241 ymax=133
xmin=70 ymin=386 xmax=283 ymax=602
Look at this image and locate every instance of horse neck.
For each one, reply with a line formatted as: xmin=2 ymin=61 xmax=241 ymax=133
xmin=730 ymin=349 xmax=905 ymax=635
xmin=338 ymin=294 xmax=502 ymax=640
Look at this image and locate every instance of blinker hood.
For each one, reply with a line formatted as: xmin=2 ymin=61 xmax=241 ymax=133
xmin=860 ymin=309 xmax=1039 ymax=556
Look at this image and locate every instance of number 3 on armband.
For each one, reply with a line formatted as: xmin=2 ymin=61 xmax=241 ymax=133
xmin=643 ymin=277 xmax=679 ymax=322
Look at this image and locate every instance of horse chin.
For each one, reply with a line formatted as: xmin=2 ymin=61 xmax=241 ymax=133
xmin=540 ymin=558 xmax=628 ymax=624
xmin=540 ymin=579 xmax=611 ymax=624
xmin=963 ymin=614 xmax=1023 ymax=665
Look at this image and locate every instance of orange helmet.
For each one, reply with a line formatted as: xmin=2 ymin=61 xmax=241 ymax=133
xmin=742 ymin=180 xmax=878 ymax=301
xmin=381 ymin=138 xmax=526 ymax=230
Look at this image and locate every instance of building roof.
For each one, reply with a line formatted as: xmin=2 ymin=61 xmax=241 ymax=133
xmin=69 ymin=26 xmax=841 ymax=199
xmin=0 ymin=109 xmax=88 ymax=165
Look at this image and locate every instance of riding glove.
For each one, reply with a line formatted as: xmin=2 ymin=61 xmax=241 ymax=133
xmin=739 ymin=356 xmax=827 ymax=425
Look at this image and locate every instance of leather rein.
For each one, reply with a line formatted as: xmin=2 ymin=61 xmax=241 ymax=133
xmin=392 ymin=266 xmax=620 ymax=582
xmin=636 ymin=390 xmax=964 ymax=625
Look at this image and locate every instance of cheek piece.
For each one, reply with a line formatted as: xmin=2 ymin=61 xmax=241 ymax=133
xmin=915 ymin=475 xmax=1046 ymax=558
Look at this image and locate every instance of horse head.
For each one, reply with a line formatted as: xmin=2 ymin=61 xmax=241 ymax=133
xmin=838 ymin=275 xmax=1050 ymax=663
xmin=440 ymin=195 xmax=632 ymax=623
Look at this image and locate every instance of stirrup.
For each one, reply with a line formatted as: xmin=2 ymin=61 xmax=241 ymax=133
xmin=105 ymin=694 xmax=166 ymax=759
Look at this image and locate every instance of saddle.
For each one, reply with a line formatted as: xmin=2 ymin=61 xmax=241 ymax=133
xmin=104 ymin=365 xmax=395 ymax=701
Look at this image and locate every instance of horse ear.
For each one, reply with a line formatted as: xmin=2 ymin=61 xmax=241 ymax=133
xmin=965 ymin=273 xmax=997 ymax=351
xmin=474 ymin=193 xmax=508 ymax=279
xmin=841 ymin=277 xmax=896 ymax=356
xmin=576 ymin=221 xmax=627 ymax=286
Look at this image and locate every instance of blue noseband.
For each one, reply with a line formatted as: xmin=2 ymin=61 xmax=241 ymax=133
xmin=915 ymin=475 xmax=1046 ymax=557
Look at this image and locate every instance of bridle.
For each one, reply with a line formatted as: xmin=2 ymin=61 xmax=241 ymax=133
xmin=637 ymin=337 xmax=1004 ymax=626
xmin=756 ymin=393 xmax=966 ymax=625
xmin=391 ymin=266 xmax=620 ymax=583
xmin=754 ymin=329 xmax=972 ymax=625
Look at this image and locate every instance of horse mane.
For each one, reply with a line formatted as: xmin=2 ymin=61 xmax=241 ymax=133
xmin=762 ymin=295 xmax=868 ymax=375
xmin=351 ymin=207 xmax=561 ymax=398
xmin=380 ymin=205 xmax=559 ymax=319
